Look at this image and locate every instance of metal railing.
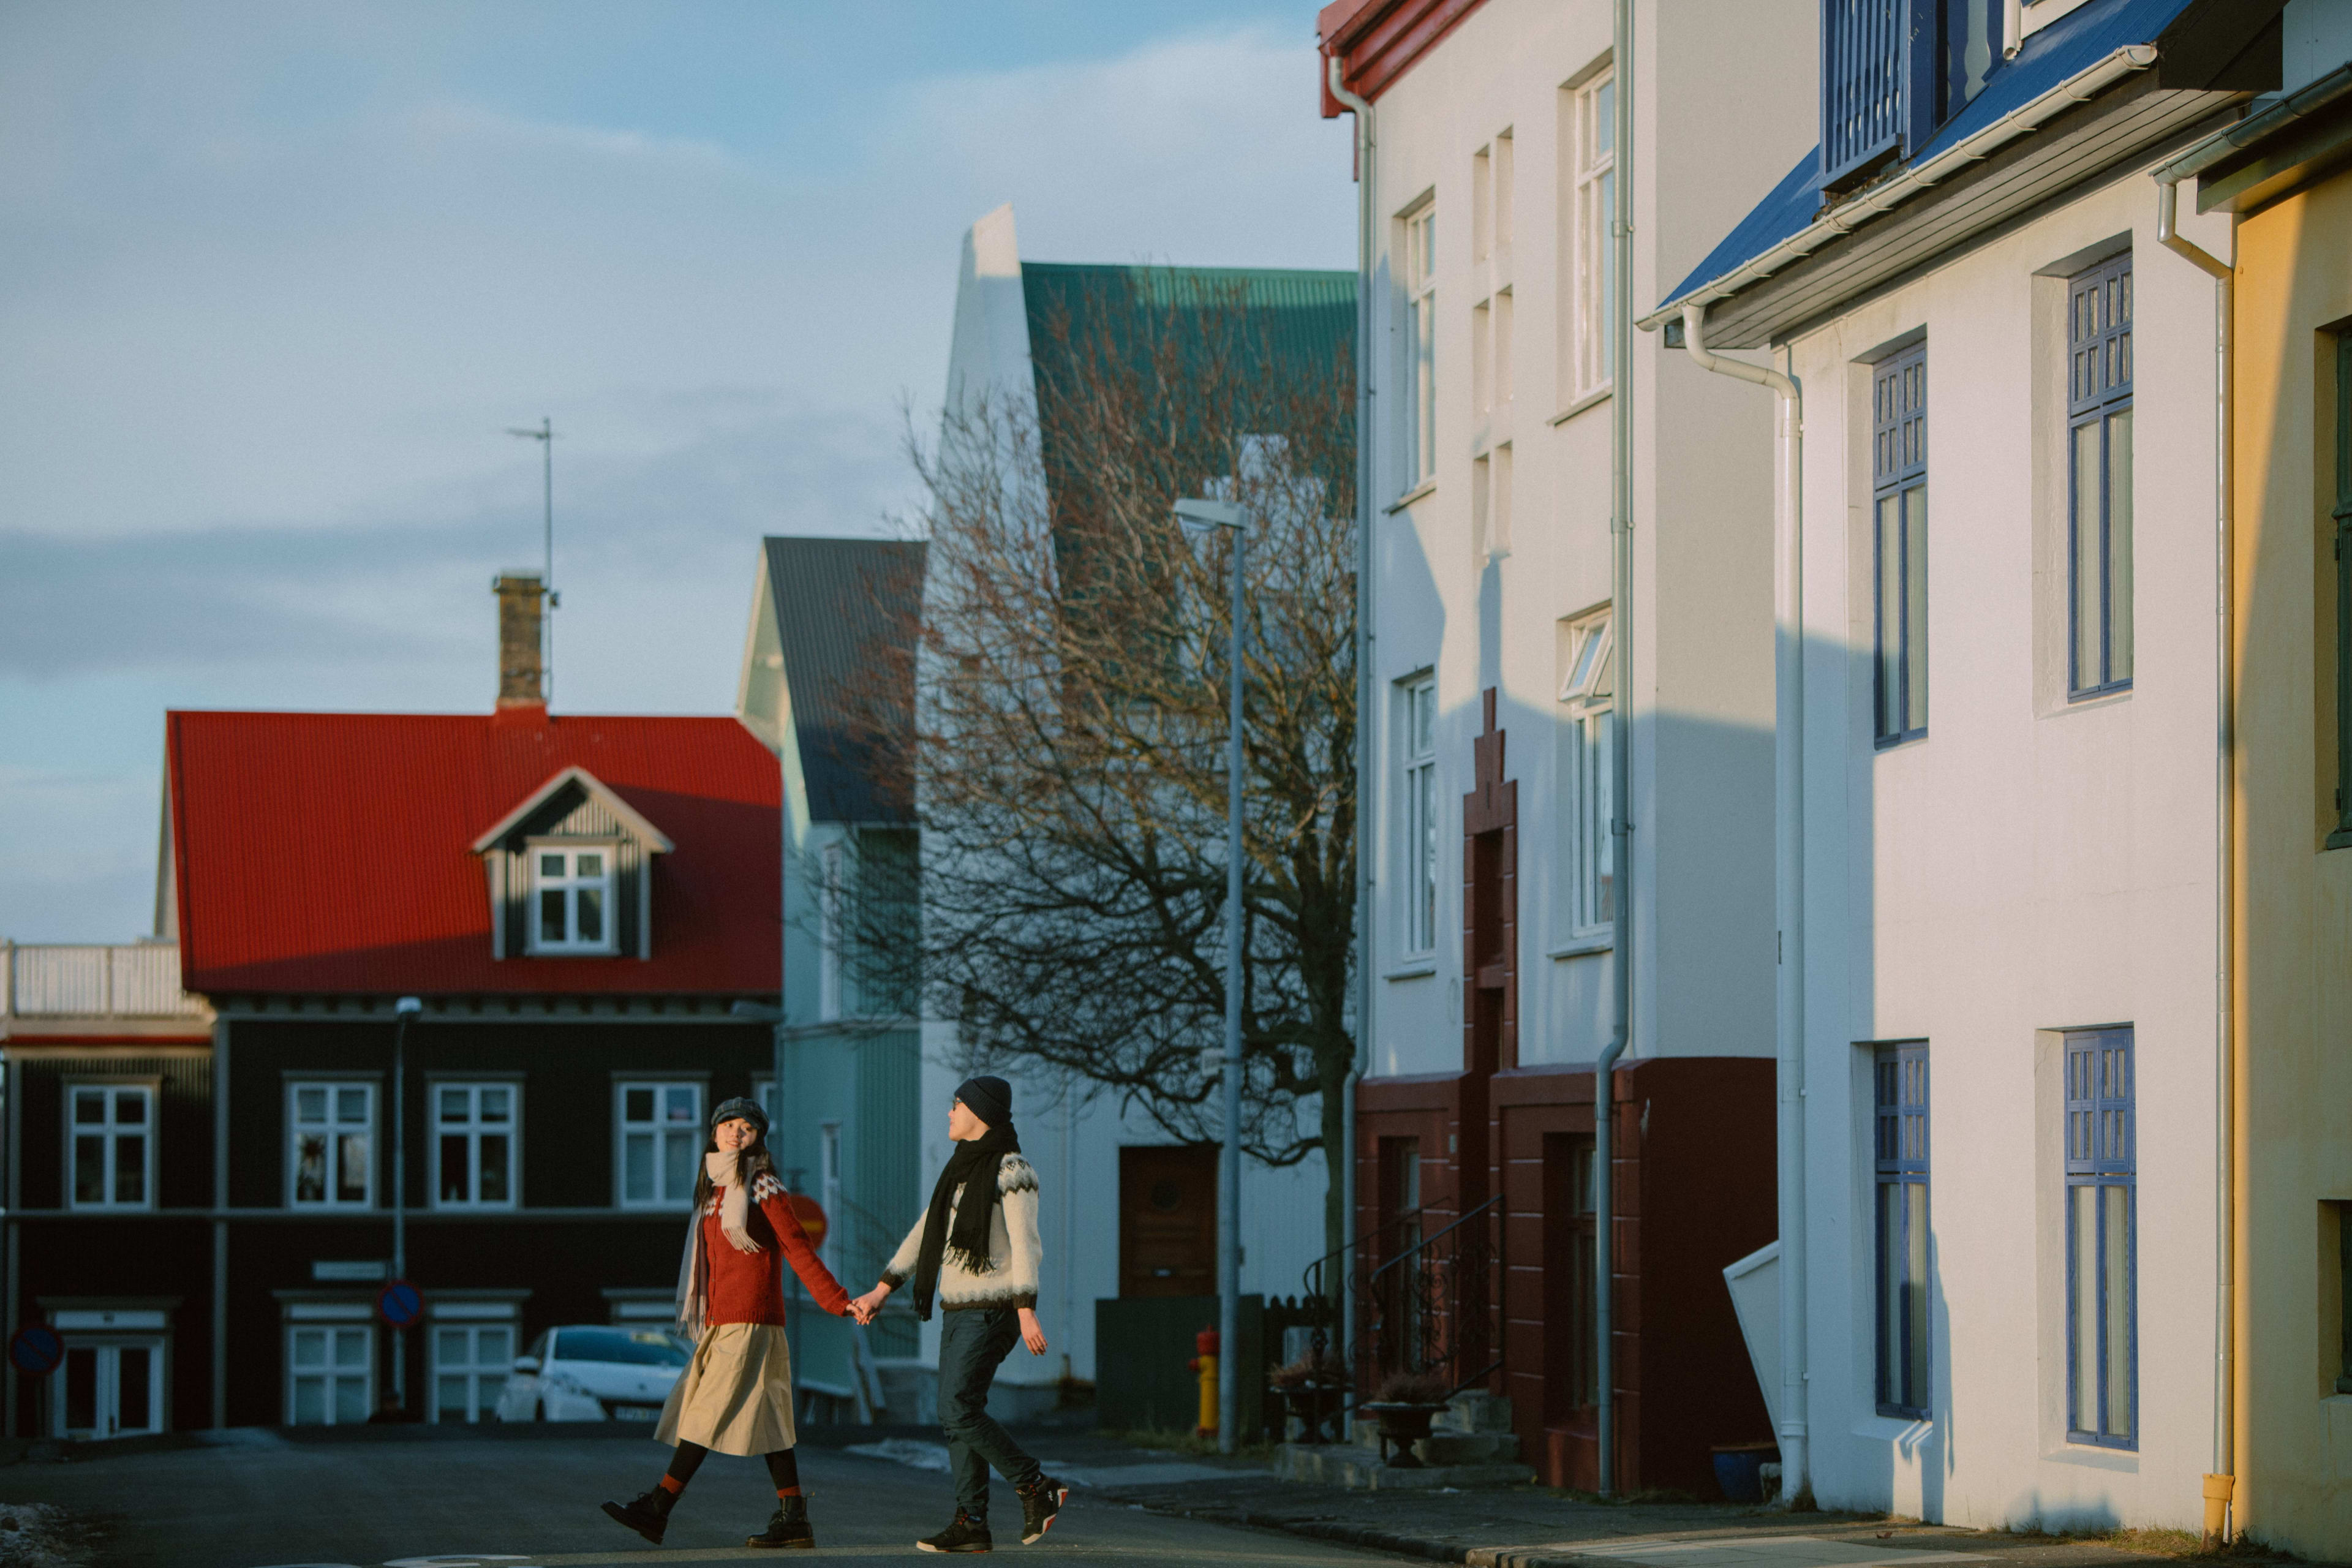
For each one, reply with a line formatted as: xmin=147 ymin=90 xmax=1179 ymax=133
xmin=1360 ymin=1194 xmax=1504 ymax=1401
xmin=1822 ymin=0 xmax=1905 ymax=188
xmin=0 ymin=941 xmax=206 ymax=1019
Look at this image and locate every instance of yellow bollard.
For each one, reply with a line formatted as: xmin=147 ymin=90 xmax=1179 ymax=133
xmin=1189 ymin=1325 xmax=1221 ymax=1439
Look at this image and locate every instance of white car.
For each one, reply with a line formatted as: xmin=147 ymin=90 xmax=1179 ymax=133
xmin=496 ymin=1325 xmax=690 ymax=1423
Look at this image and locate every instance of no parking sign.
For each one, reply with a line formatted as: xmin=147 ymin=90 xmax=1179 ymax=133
xmin=7 ymin=1325 xmax=61 ymax=1378
xmin=377 ymin=1280 xmax=423 ymax=1329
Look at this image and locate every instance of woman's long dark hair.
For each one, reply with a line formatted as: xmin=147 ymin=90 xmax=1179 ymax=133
xmin=688 ymin=1126 xmax=781 ymax=1245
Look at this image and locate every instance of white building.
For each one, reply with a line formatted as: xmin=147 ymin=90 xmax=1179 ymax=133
xmin=1319 ymin=0 xmax=1813 ymax=1490
xmin=1645 ymin=0 xmax=2280 ymax=1529
xmin=917 ymin=206 xmax=1339 ymax=1422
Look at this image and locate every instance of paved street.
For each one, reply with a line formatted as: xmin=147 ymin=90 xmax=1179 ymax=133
xmin=0 ymin=1426 xmax=1398 ymax=1568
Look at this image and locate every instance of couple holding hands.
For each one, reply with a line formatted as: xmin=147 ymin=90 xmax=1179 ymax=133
xmin=601 ymin=1074 xmax=1066 ymax=1553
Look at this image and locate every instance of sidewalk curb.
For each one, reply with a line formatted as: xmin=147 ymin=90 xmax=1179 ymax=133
xmin=1120 ymin=1493 xmax=1591 ymax=1567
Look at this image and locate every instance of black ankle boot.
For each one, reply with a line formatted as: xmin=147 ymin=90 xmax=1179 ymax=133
xmin=748 ymin=1494 xmax=815 ymax=1550
xmin=916 ymin=1509 xmax=993 ymax=1553
xmin=601 ymin=1485 xmax=677 ymax=1546
xmin=1017 ymin=1476 xmax=1069 ymax=1544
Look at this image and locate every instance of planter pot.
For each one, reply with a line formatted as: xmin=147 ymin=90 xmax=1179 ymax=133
xmin=1273 ymin=1382 xmax=1346 ymax=1445
xmin=1360 ymin=1400 xmax=1447 ymax=1467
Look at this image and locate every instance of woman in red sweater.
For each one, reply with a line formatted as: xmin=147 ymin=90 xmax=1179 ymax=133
xmin=602 ymin=1096 xmax=853 ymax=1551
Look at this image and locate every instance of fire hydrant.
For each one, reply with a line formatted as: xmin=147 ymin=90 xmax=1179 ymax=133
xmin=1188 ymin=1325 xmax=1220 ymax=1439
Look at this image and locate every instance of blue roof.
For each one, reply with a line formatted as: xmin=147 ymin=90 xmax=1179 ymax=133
xmin=1659 ymin=0 xmax=2201 ymax=313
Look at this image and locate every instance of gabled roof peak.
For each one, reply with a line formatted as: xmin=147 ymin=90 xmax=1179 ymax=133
xmin=469 ymin=764 xmax=676 ymax=856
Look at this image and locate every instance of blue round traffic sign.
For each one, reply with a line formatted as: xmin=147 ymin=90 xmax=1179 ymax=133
xmin=377 ymin=1280 xmax=423 ymax=1329
xmin=9 ymin=1325 xmax=62 ymax=1377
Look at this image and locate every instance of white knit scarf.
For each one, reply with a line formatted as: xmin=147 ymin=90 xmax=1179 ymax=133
xmin=706 ymin=1151 xmax=761 ymax=1254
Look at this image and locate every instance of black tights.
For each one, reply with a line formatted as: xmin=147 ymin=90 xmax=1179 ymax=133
xmin=664 ymin=1441 xmax=799 ymax=1493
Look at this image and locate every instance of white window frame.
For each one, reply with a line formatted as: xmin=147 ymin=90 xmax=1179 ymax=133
xmin=287 ymin=1079 xmax=376 ymax=1210
xmin=818 ymin=839 xmax=846 ymax=1022
xmin=66 ymin=1082 xmax=156 ymax=1212
xmin=285 ymin=1319 xmax=375 ymax=1426
xmin=430 ymin=1079 xmax=521 ymax=1210
xmin=1402 ymin=200 xmax=1438 ymax=491
xmin=818 ymin=1120 xmax=843 ymax=1273
xmin=525 ymin=839 xmax=619 ymax=956
xmin=429 ymin=1314 xmax=516 ymax=1425
xmin=1397 ymin=673 xmax=1440 ymax=962
xmin=1559 ymin=610 xmax=1616 ymax=945
xmin=616 ymin=1080 xmax=704 ymax=1210
xmin=1568 ymin=65 xmax=1616 ymax=403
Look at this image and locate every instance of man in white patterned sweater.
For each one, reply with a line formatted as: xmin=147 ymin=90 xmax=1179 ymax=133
xmin=849 ymin=1076 xmax=1066 ymax=1553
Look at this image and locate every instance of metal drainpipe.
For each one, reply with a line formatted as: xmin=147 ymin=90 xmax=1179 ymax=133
xmin=1327 ymin=51 xmax=1375 ymax=1406
xmin=1595 ymin=0 xmax=1635 ymax=1498
xmin=2154 ymin=170 xmax=2236 ymax=1547
xmin=1679 ymin=302 xmax=1807 ymax=1506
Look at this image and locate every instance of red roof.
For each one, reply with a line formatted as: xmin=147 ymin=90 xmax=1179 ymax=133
xmin=1317 ymin=0 xmax=1489 ymax=117
xmin=166 ymin=708 xmax=780 ymax=997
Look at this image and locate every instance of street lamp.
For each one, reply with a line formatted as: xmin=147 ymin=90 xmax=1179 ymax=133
xmin=1174 ymin=495 xmax=1246 ymax=1456
xmin=390 ymin=994 xmax=421 ymax=1412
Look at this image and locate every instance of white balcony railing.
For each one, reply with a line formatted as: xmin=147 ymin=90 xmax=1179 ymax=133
xmin=0 ymin=941 xmax=208 ymax=1019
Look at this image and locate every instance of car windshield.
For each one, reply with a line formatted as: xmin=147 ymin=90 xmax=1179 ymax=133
xmin=552 ymin=1328 xmax=689 ymax=1367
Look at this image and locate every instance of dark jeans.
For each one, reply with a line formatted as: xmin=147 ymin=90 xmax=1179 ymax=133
xmin=938 ymin=1306 xmax=1039 ymax=1521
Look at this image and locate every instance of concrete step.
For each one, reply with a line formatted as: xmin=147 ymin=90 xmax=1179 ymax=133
xmin=1273 ymin=1442 xmax=1534 ymax=1490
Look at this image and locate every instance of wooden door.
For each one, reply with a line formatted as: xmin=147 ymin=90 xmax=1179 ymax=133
xmin=1119 ymin=1144 xmax=1217 ymax=1297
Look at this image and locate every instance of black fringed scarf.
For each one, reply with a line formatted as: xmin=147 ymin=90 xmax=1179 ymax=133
xmin=909 ymin=1120 xmax=1022 ymax=1321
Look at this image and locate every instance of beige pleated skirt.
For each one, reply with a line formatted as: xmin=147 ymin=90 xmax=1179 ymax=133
xmin=654 ymin=1322 xmax=796 ymax=1456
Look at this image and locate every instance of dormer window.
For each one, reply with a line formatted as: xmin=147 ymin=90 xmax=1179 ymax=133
xmin=529 ymin=843 xmax=617 ymax=956
xmin=472 ymin=766 xmax=674 ymax=962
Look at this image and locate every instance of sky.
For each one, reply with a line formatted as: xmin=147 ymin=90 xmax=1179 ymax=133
xmin=0 ymin=0 xmax=1355 ymax=942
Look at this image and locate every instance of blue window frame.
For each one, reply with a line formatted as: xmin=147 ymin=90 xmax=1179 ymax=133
xmin=1874 ymin=344 xmax=1929 ymax=745
xmin=2068 ymin=255 xmax=2135 ymax=698
xmin=1873 ymin=1040 xmax=1930 ymax=1419
xmin=2065 ymin=1026 xmax=2136 ymax=1448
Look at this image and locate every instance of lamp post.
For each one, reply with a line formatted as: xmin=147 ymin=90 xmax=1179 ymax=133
xmin=1174 ymin=495 xmax=1246 ymax=1455
xmin=390 ymin=994 xmax=421 ymax=1411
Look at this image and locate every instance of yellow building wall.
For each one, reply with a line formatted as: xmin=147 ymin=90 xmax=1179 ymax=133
xmin=2231 ymin=162 xmax=2352 ymax=1561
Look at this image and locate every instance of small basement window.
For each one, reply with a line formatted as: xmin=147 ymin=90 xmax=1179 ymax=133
xmin=527 ymin=843 xmax=617 ymax=956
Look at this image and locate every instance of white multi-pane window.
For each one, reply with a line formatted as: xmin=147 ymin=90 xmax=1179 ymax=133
xmin=289 ymin=1082 xmax=374 ymax=1208
xmin=819 ymin=1121 xmax=843 ymax=1272
xmin=286 ymin=1323 xmax=373 ymax=1425
xmin=1559 ymin=611 xmax=1616 ymax=941
xmin=1567 ymin=67 xmax=1616 ymax=401
xmin=529 ymin=843 xmax=616 ymax=955
xmin=618 ymin=1082 xmax=703 ymax=1208
xmin=432 ymin=1322 xmax=514 ymax=1424
xmin=818 ymin=839 xmax=846 ymax=1021
xmin=1398 ymin=675 xmax=1439 ymax=959
xmin=67 ymin=1085 xmax=154 ymax=1210
xmin=433 ymin=1082 xmax=518 ymax=1208
xmin=1403 ymin=203 xmax=1438 ymax=489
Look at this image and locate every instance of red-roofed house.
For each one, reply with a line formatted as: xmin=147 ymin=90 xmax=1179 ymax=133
xmin=6 ymin=577 xmax=793 ymax=1438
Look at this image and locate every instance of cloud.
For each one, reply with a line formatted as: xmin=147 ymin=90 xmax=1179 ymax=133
xmin=0 ymin=9 xmax=1353 ymax=940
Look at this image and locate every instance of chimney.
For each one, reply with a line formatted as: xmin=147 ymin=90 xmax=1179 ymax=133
xmin=493 ymin=572 xmax=546 ymax=709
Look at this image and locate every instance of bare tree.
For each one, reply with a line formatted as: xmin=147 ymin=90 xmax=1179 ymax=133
xmin=835 ymin=273 xmax=1358 ymax=1254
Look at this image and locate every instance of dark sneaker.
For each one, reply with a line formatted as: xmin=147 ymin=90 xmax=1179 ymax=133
xmin=601 ymin=1487 xmax=676 ymax=1546
xmin=916 ymin=1509 xmax=993 ymax=1553
xmin=748 ymin=1494 xmax=815 ymax=1549
xmin=1017 ymin=1477 xmax=1069 ymax=1544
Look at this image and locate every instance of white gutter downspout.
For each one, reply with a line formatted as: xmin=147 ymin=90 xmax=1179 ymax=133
xmin=1596 ymin=0 xmax=1636 ymax=1498
xmin=2003 ymin=0 xmax=2023 ymax=59
xmin=1681 ymin=301 xmax=1807 ymax=1507
xmin=2154 ymin=169 xmax=2236 ymax=1548
xmin=1328 ymin=51 xmax=1374 ymax=1402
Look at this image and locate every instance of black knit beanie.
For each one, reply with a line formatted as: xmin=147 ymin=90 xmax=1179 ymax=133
xmin=954 ymin=1076 xmax=1012 ymax=1130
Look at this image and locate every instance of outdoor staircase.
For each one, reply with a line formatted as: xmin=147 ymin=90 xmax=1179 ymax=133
xmin=1273 ymin=1390 xmax=1536 ymax=1490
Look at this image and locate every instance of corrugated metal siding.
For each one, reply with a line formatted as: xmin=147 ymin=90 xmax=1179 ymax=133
xmin=851 ymin=1027 xmax=920 ymax=1357
xmin=166 ymin=710 xmax=780 ymax=995
xmin=761 ymin=538 xmax=925 ymax=827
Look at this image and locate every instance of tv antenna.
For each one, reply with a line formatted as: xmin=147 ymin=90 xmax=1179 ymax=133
xmin=506 ymin=417 xmax=558 ymax=704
